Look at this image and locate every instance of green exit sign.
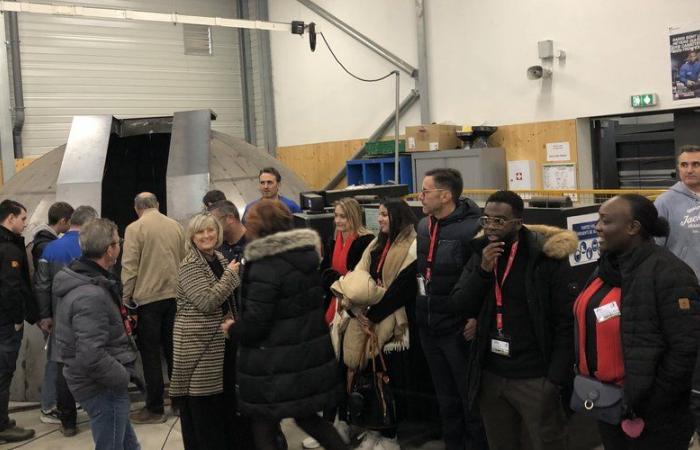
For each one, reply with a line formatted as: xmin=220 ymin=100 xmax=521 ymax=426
xmin=630 ymin=93 xmax=658 ymax=108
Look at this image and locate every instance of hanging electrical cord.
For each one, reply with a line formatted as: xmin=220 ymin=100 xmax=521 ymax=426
xmin=317 ymin=31 xmax=398 ymax=82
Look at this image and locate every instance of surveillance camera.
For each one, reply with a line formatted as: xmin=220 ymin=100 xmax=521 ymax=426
xmin=527 ymin=65 xmax=552 ymax=80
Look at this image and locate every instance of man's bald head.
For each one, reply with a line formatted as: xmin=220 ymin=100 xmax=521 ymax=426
xmin=134 ymin=192 xmax=159 ymax=211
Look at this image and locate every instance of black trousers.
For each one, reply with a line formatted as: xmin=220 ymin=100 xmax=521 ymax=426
xmin=0 ymin=324 xmax=21 ymax=431
xmin=597 ymin=407 xmax=694 ymax=450
xmin=56 ymin=362 xmax=76 ymax=428
xmin=251 ymin=415 xmax=347 ymax=450
xmin=478 ymin=371 xmax=567 ymax=450
xmin=179 ymin=394 xmax=229 ymax=450
xmin=136 ymin=299 xmax=175 ymax=414
xmin=420 ymin=330 xmax=489 ymax=450
xmin=223 ymin=338 xmax=256 ymax=450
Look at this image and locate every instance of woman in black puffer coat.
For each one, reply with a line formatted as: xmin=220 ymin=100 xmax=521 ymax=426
xmin=575 ymin=194 xmax=700 ymax=450
xmin=224 ymin=199 xmax=346 ymax=450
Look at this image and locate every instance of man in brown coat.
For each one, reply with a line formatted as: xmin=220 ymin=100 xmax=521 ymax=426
xmin=122 ymin=192 xmax=185 ymax=423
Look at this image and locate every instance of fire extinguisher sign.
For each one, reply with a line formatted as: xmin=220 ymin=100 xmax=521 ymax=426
xmin=567 ymin=213 xmax=600 ymax=267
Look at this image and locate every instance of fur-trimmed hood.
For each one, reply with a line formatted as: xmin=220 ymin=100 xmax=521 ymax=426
xmin=244 ymin=228 xmax=321 ymax=262
xmin=526 ymin=224 xmax=578 ymax=259
xmin=473 ymin=224 xmax=578 ymax=260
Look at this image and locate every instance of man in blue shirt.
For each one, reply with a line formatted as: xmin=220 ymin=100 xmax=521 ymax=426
xmin=242 ymin=167 xmax=300 ymax=222
xmin=679 ymin=51 xmax=700 ymax=87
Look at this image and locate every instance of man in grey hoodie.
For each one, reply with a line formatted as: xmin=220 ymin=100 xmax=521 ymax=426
xmin=654 ymin=145 xmax=700 ymax=278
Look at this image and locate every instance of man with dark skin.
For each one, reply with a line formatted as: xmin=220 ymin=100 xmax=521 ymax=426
xmin=450 ymin=190 xmax=576 ymax=450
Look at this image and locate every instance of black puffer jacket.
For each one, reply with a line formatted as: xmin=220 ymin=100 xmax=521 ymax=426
xmin=608 ymin=242 xmax=700 ymax=417
xmin=233 ymin=229 xmax=338 ymax=420
xmin=416 ymin=198 xmax=480 ymax=335
xmin=320 ymin=233 xmax=374 ymax=297
xmin=450 ymin=225 xmax=579 ymax=407
xmin=0 ymin=225 xmax=37 ymax=325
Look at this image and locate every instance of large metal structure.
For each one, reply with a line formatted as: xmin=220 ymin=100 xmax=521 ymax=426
xmin=4 ymin=111 xmax=308 ymax=401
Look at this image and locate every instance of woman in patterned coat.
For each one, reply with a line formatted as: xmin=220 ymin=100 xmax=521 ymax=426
xmin=169 ymin=212 xmax=240 ymax=450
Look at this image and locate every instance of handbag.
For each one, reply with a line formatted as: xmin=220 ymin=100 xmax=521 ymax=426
xmin=346 ymin=334 xmax=397 ymax=429
xmin=570 ymin=374 xmax=623 ymax=425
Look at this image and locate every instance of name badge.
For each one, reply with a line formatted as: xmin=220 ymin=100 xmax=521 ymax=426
xmin=594 ymin=302 xmax=621 ymax=323
xmin=490 ymin=335 xmax=511 ymax=357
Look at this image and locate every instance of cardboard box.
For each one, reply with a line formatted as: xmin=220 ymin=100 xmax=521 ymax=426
xmin=405 ymin=124 xmax=461 ymax=152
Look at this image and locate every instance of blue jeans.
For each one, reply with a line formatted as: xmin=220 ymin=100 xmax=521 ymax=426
xmin=80 ymin=387 xmax=140 ymax=450
xmin=40 ymin=359 xmax=57 ymax=411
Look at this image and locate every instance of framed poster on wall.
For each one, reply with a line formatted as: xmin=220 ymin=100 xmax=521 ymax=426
xmin=670 ymin=24 xmax=700 ymax=101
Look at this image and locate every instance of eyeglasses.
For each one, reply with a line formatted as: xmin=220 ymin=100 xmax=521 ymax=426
xmin=111 ymin=238 xmax=124 ymax=246
xmin=419 ymin=188 xmax=446 ymax=196
xmin=477 ymin=216 xmax=521 ymax=227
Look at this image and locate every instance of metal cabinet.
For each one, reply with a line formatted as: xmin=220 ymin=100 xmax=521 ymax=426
xmin=411 ymin=147 xmax=507 ymax=190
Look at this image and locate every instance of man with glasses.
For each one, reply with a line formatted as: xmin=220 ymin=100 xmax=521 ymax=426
xmin=416 ymin=168 xmax=488 ymax=450
xmin=35 ymin=205 xmax=98 ymax=437
xmin=54 ymin=218 xmax=140 ymax=450
xmin=450 ymin=190 xmax=578 ymax=450
xmin=122 ymin=192 xmax=185 ymax=424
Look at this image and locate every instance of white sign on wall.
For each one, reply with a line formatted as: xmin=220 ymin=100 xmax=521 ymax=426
xmin=507 ymin=160 xmax=537 ymax=190
xmin=567 ymin=212 xmax=600 ymax=267
xmin=546 ymin=142 xmax=571 ymax=161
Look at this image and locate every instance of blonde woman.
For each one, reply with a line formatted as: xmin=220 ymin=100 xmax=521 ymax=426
xmin=321 ymin=197 xmax=375 ymax=323
xmin=169 ymin=213 xmax=240 ymax=450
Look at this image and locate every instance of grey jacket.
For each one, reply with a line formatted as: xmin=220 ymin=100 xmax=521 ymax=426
xmin=655 ymin=181 xmax=700 ymax=279
xmin=53 ymin=258 xmax=138 ymax=402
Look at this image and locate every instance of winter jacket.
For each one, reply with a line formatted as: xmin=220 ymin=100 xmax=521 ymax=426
xmin=53 ymin=258 xmax=138 ymax=402
xmin=35 ymin=231 xmax=81 ymax=321
xmin=0 ymin=225 xmax=37 ymax=325
xmin=320 ymin=233 xmax=375 ymax=295
xmin=26 ymin=224 xmax=57 ymax=278
xmin=416 ymin=198 xmax=481 ymax=335
xmin=341 ymin=228 xmax=417 ymax=370
xmin=169 ymin=249 xmax=240 ymax=398
xmin=449 ymin=225 xmax=579 ymax=407
xmin=655 ymin=181 xmax=700 ymax=279
xmin=232 ymin=228 xmax=338 ymax=420
xmin=600 ymin=242 xmax=700 ymax=418
xmin=121 ymin=209 xmax=186 ymax=306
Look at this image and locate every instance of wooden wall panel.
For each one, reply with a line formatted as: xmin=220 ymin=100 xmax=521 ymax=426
xmin=489 ymin=119 xmax=579 ymax=189
xmin=276 ymin=138 xmax=366 ymax=190
xmin=0 ymin=158 xmax=40 ymax=186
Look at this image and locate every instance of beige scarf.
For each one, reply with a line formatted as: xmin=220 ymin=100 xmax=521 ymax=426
xmin=342 ymin=227 xmax=417 ymax=370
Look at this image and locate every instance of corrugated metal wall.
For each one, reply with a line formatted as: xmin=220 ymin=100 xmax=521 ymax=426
xmin=17 ymin=0 xmax=246 ymax=156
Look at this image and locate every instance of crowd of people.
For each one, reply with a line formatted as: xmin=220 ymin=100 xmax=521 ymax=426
xmin=0 ymin=147 xmax=696 ymax=450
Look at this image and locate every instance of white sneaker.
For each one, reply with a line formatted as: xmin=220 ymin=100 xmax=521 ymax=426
xmin=373 ymin=436 xmax=400 ymax=450
xmin=302 ymin=436 xmax=320 ymax=449
xmin=335 ymin=420 xmax=350 ymax=444
xmin=40 ymin=409 xmax=61 ymax=424
xmin=356 ymin=430 xmax=380 ymax=450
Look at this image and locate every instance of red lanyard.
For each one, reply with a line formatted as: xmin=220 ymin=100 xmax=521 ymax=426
xmin=493 ymin=241 xmax=519 ymax=334
xmin=376 ymin=240 xmax=391 ymax=277
xmin=425 ymin=216 xmax=440 ymax=282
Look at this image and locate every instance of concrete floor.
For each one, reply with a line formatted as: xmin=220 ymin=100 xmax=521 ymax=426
xmin=2 ymin=403 xmax=693 ymax=450
xmin=0 ymin=402 xmax=449 ymax=450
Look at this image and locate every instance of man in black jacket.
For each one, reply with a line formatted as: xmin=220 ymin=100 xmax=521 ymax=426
xmin=450 ymin=191 xmax=578 ymax=450
xmin=29 ymin=201 xmax=73 ymax=425
xmin=27 ymin=201 xmax=73 ymax=277
xmin=416 ymin=168 xmax=487 ymax=450
xmin=0 ymin=200 xmax=36 ymax=443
